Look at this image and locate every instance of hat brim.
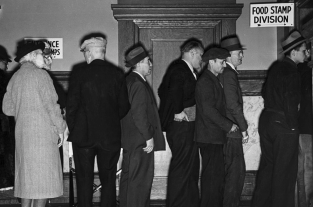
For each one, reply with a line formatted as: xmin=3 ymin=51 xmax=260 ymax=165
xmin=0 ymin=56 xmax=11 ymax=62
xmin=224 ymin=45 xmax=246 ymax=52
xmin=125 ymin=51 xmax=148 ymax=67
xmin=280 ymin=39 xmax=307 ymax=54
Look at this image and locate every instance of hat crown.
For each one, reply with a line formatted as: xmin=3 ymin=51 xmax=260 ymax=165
xmin=282 ymin=31 xmax=303 ymax=47
xmin=126 ymin=47 xmax=144 ymax=61
xmin=14 ymin=41 xmax=45 ymax=62
xmin=281 ymin=30 xmax=306 ymax=53
xmin=125 ymin=46 xmax=148 ymax=67
xmin=220 ymin=36 xmax=245 ymax=52
xmin=221 ymin=37 xmax=239 ymax=47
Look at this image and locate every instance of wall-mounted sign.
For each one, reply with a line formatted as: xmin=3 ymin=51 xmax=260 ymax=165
xmin=250 ymin=3 xmax=294 ymax=28
xmin=24 ymin=38 xmax=63 ymax=59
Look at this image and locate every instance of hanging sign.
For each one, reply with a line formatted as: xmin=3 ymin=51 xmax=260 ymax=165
xmin=250 ymin=3 xmax=294 ymax=27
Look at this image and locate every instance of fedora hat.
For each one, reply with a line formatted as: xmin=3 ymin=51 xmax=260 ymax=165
xmin=281 ymin=30 xmax=306 ymax=53
xmin=0 ymin=45 xmax=12 ymax=62
xmin=14 ymin=41 xmax=45 ymax=62
xmin=221 ymin=36 xmax=246 ymax=52
xmin=125 ymin=46 xmax=148 ymax=67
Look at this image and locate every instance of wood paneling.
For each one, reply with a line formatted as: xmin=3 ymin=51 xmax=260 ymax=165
xmin=118 ymin=0 xmax=236 ymax=5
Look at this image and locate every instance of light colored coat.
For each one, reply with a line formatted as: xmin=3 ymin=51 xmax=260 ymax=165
xmin=2 ymin=62 xmax=66 ymax=199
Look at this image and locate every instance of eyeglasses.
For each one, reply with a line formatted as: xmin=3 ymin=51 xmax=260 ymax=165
xmin=81 ymin=49 xmax=90 ymax=54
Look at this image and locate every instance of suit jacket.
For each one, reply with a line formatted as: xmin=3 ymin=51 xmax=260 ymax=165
xmin=195 ymin=69 xmax=233 ymax=144
xmin=298 ymin=61 xmax=312 ymax=134
xmin=218 ymin=63 xmax=248 ymax=138
xmin=121 ymin=72 xmax=165 ymax=151
xmin=262 ymin=57 xmax=301 ymax=130
xmin=158 ymin=59 xmax=197 ymax=131
xmin=66 ymin=59 xmax=130 ymax=151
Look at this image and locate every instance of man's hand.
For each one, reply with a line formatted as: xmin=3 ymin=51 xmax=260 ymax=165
xmin=64 ymin=126 xmax=69 ymax=140
xmin=58 ymin=133 xmax=64 ymax=148
xmin=242 ymin=131 xmax=249 ymax=144
xmin=229 ymin=124 xmax=239 ymax=133
xmin=143 ymin=138 xmax=154 ymax=153
xmin=174 ymin=111 xmax=189 ymax=122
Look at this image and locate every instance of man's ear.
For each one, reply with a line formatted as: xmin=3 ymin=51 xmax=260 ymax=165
xmin=290 ymin=49 xmax=296 ymax=57
xmin=189 ymin=49 xmax=196 ymax=57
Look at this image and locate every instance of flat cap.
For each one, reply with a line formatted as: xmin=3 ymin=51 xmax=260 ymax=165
xmin=202 ymin=48 xmax=230 ymax=63
xmin=80 ymin=37 xmax=107 ymax=52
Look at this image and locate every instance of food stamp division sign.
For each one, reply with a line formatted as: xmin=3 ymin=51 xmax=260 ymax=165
xmin=250 ymin=3 xmax=294 ymax=27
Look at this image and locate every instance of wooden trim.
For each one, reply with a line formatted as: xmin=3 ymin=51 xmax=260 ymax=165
xmin=111 ymin=4 xmax=244 ymax=20
xmin=238 ymin=70 xmax=267 ymax=96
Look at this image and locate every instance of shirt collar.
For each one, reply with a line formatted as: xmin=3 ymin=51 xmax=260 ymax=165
xmin=226 ymin=62 xmax=239 ymax=74
xmin=133 ymin=71 xmax=146 ymax=81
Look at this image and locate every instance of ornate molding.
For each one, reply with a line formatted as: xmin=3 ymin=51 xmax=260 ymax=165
xmin=112 ymin=4 xmax=244 ymax=20
xmin=238 ymin=70 xmax=267 ymax=96
xmin=133 ymin=20 xmax=221 ymax=28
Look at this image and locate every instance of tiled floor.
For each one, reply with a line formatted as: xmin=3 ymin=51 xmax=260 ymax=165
xmin=0 ymin=189 xmax=250 ymax=206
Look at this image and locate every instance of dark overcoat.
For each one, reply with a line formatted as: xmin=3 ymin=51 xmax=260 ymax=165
xmin=195 ymin=69 xmax=233 ymax=144
xmin=66 ymin=59 xmax=130 ymax=151
xmin=218 ymin=63 xmax=248 ymax=138
xmin=121 ymin=72 xmax=165 ymax=151
xmin=158 ymin=59 xmax=197 ymax=131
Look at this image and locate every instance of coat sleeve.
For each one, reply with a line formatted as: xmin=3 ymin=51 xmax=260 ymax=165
xmin=38 ymin=70 xmax=66 ymax=134
xmin=196 ymin=78 xmax=233 ymax=132
xmin=128 ymin=81 xmax=154 ymax=141
xmin=66 ymin=69 xmax=81 ymax=132
xmin=168 ymin=68 xmax=185 ymax=114
xmin=283 ymin=72 xmax=301 ymax=129
xmin=2 ymin=81 xmax=15 ymax=116
xmin=118 ymin=75 xmax=130 ymax=119
xmin=221 ymin=70 xmax=248 ymax=132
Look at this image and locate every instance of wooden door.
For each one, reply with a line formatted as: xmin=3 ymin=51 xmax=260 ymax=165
xmin=134 ymin=20 xmax=221 ymax=177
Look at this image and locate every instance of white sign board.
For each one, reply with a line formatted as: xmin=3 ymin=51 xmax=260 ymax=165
xmin=24 ymin=38 xmax=63 ymax=59
xmin=250 ymin=3 xmax=294 ymax=27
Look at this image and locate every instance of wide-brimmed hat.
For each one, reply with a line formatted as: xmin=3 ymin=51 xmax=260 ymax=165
xmin=80 ymin=37 xmax=107 ymax=52
xmin=125 ymin=46 xmax=148 ymax=67
xmin=202 ymin=48 xmax=230 ymax=63
xmin=281 ymin=30 xmax=307 ymax=53
xmin=221 ymin=36 xmax=246 ymax=52
xmin=0 ymin=45 xmax=12 ymax=62
xmin=14 ymin=41 xmax=45 ymax=62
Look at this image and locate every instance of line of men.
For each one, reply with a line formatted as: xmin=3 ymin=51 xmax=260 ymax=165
xmin=65 ymin=35 xmax=249 ymax=207
xmin=66 ymin=29 xmax=310 ymax=207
